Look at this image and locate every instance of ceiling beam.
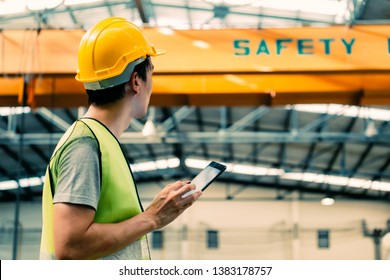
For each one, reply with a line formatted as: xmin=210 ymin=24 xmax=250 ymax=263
xmin=0 ymin=144 xmax=37 ymax=176
xmin=158 ymin=106 xmax=195 ymax=132
xmin=135 ymin=0 xmax=149 ymax=23
xmin=36 ymin=108 xmax=71 ymax=132
xmin=1 ymin=130 xmax=389 ymax=145
xmin=65 ymin=6 xmax=79 ymax=26
xmin=324 ymin=116 xmax=358 ymax=174
xmin=195 ymin=108 xmax=209 ymax=159
xmin=223 ymin=106 xmax=269 ymax=133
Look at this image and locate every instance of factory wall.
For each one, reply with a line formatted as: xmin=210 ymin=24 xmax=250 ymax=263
xmin=1 ymin=182 xmax=389 ymax=260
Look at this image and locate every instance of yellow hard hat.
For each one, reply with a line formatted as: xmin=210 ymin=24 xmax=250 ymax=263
xmin=75 ymin=17 xmax=165 ymax=90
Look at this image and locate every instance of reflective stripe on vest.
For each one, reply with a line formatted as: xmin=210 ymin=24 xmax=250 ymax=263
xmin=40 ymin=118 xmax=150 ymax=260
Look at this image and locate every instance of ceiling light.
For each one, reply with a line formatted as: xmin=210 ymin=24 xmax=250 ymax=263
xmin=251 ymin=0 xmax=345 ymax=16
xmin=365 ymin=121 xmax=377 ymax=137
xmin=142 ymin=107 xmax=156 ymax=137
xmin=0 ymin=176 xmax=43 ymax=191
xmin=27 ymin=0 xmax=63 ymax=11
xmin=321 ymin=196 xmax=335 ymax=206
xmin=185 ymin=158 xmax=390 ymax=193
xmin=64 ymin=0 xmax=102 ymax=6
xmin=205 ymin=0 xmax=255 ymax=6
xmin=282 ymin=172 xmax=390 ymax=192
xmin=0 ymin=107 xmax=31 ymax=116
xmin=185 ymin=158 xmax=210 ymax=169
xmin=0 ymin=0 xmax=26 ymax=16
xmin=130 ymin=158 xmax=180 ymax=172
xmin=185 ymin=158 xmax=284 ymax=176
xmin=291 ymin=104 xmax=390 ymax=121
xmin=142 ymin=120 xmax=157 ymax=137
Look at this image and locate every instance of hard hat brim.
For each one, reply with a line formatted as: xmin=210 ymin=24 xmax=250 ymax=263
xmin=149 ymin=46 xmax=166 ymax=57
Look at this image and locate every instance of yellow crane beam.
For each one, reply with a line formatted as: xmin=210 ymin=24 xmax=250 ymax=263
xmin=0 ymin=25 xmax=389 ymax=107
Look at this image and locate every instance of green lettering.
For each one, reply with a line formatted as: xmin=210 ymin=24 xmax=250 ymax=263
xmin=341 ymin=38 xmax=355 ymax=55
xmin=256 ymin=39 xmax=270 ymax=55
xmin=319 ymin=38 xmax=334 ymax=55
xmin=233 ymin=39 xmax=250 ymax=56
xmin=388 ymin=38 xmax=390 ymax=53
xmin=276 ymin=39 xmax=292 ymax=55
xmin=297 ymin=39 xmax=314 ymax=55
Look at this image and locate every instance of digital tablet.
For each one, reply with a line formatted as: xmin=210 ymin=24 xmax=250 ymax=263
xmin=181 ymin=161 xmax=227 ymax=198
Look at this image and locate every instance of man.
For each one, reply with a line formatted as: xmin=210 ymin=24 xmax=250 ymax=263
xmin=40 ymin=17 xmax=202 ymax=260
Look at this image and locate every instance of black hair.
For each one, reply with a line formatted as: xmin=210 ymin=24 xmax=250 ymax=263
xmin=134 ymin=56 xmax=152 ymax=82
xmin=86 ymin=56 xmax=152 ymax=106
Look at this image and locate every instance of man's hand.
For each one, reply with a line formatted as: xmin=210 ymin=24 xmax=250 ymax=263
xmin=145 ymin=181 xmax=202 ymax=229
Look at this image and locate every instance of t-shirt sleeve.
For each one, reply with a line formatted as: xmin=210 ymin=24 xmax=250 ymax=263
xmin=53 ymin=136 xmax=100 ymax=210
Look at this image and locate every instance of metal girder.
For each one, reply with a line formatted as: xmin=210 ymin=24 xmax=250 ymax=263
xmin=1 ymin=106 xmax=389 ymax=145
xmin=1 ymin=105 xmax=389 ymax=203
xmin=156 ymin=2 xmax=336 ymax=25
xmin=0 ymin=144 xmax=36 ymax=177
xmin=194 ymin=108 xmax=209 ymax=159
xmin=222 ymin=106 xmax=269 ymax=133
xmin=1 ymin=131 xmax=389 ymax=145
xmin=158 ymin=106 xmax=195 ymax=132
xmin=129 ymin=119 xmax=145 ymax=132
xmin=65 ymin=6 xmax=78 ymax=26
xmin=36 ymin=108 xmax=71 ymax=131
xmin=135 ymin=0 xmax=149 ymax=23
xmin=299 ymin=107 xmax=349 ymax=133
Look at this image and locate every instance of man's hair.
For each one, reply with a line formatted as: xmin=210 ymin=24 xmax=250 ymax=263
xmin=86 ymin=56 xmax=152 ymax=106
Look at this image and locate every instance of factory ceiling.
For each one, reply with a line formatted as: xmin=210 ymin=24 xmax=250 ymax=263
xmin=0 ymin=0 xmax=389 ymax=203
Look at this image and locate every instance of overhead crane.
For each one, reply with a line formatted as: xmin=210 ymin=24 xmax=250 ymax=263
xmin=0 ymin=25 xmax=390 ymax=108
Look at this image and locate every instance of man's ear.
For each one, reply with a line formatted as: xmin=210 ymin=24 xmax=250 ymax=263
xmin=128 ymin=72 xmax=140 ymax=94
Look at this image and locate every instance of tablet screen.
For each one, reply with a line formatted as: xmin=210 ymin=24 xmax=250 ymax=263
xmin=192 ymin=165 xmax=221 ymax=192
xmin=181 ymin=161 xmax=226 ymax=198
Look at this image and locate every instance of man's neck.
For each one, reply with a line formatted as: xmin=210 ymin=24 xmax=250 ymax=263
xmin=84 ymin=102 xmax=131 ymax=139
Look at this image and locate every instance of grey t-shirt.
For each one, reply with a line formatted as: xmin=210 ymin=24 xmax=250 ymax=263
xmin=53 ymin=136 xmax=100 ymax=210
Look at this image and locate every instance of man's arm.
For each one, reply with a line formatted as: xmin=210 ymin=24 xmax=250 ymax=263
xmin=53 ymin=181 xmax=201 ymax=260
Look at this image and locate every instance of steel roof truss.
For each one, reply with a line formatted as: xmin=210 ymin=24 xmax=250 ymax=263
xmin=222 ymin=106 xmax=269 ymax=133
xmin=36 ymin=108 xmax=71 ymax=132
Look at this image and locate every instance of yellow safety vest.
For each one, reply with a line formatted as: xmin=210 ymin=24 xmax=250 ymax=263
xmin=40 ymin=118 xmax=150 ymax=260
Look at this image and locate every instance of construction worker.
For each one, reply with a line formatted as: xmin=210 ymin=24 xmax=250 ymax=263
xmin=40 ymin=17 xmax=202 ymax=260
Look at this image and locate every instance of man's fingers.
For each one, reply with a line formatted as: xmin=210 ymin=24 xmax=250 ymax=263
xmin=170 ymin=181 xmax=190 ymax=191
xmin=164 ymin=181 xmax=200 ymax=205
